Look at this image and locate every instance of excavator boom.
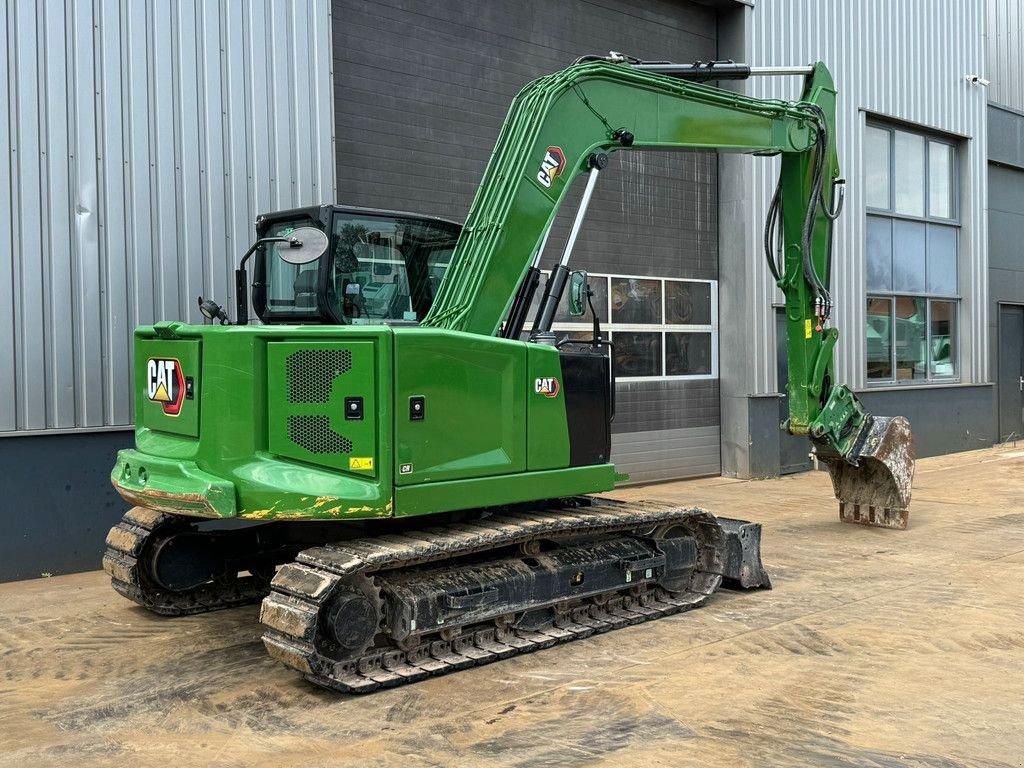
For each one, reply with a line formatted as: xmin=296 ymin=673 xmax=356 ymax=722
xmin=423 ymin=57 xmax=915 ymax=526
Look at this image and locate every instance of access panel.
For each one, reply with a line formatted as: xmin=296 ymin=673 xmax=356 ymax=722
xmin=393 ymin=329 xmax=526 ymax=485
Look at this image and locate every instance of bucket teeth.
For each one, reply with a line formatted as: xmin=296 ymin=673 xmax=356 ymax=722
xmin=839 ymin=502 xmax=909 ymax=530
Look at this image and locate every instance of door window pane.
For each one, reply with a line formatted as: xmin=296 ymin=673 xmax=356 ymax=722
xmin=866 ymin=216 xmax=893 ymax=291
xmin=865 ymin=126 xmax=891 ymax=209
xmin=929 ymin=300 xmax=956 ymax=377
xmin=894 ymin=297 xmax=928 ymax=380
xmin=665 ymin=281 xmax=712 ymax=325
xmin=666 ymin=333 xmax=712 ymax=375
xmin=866 ymin=298 xmax=893 ymax=380
xmin=611 ymin=278 xmax=662 ymax=324
xmin=613 ymin=332 xmax=662 ymax=377
xmin=894 ymin=130 xmax=925 ymax=216
xmin=926 ymin=225 xmax=957 ymax=295
xmin=892 ymin=220 xmax=926 ymax=293
xmin=928 ymin=141 xmax=954 ymax=219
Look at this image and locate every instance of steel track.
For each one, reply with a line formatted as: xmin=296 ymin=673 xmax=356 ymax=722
xmin=261 ymin=499 xmax=730 ymax=693
xmin=103 ymin=507 xmax=272 ymax=616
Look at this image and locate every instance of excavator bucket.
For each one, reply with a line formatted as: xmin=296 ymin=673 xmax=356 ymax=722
xmin=818 ymin=416 xmax=915 ymax=530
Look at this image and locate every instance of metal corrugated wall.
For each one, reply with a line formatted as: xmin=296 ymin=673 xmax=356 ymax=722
xmin=0 ymin=0 xmax=335 ymax=434
xmin=738 ymin=0 xmax=989 ymax=391
xmin=988 ymin=0 xmax=1024 ymax=111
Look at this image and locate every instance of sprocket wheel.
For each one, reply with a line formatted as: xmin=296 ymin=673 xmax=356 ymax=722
xmin=316 ymin=573 xmax=384 ymax=663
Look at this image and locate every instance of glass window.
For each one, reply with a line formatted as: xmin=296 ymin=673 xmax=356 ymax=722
xmin=666 ymin=332 xmax=712 ymax=375
xmin=928 ymin=141 xmax=954 ymax=219
xmin=926 ymin=225 xmax=957 ymax=295
xmin=613 ymin=332 xmax=662 ymax=377
xmin=894 ymin=130 xmax=926 ymax=216
xmin=550 ymin=274 xmax=717 ymax=381
xmin=611 ymin=278 xmax=661 ymax=324
xmin=264 ymin=217 xmax=321 ymax=316
xmin=865 ymin=122 xmax=959 ymax=384
xmin=929 ymin=300 xmax=956 ymax=378
xmin=865 ymin=126 xmax=891 ymax=209
xmin=893 ymin=297 xmax=928 ymax=380
xmin=327 ymin=212 xmax=461 ymax=323
xmin=665 ymin=281 xmax=712 ymax=325
xmin=866 ymin=298 xmax=893 ymax=380
xmin=866 ymin=216 xmax=893 ymax=291
xmin=892 ymin=220 xmax=926 ymax=293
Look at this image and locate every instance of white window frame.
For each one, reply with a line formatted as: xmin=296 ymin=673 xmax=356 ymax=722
xmin=551 ymin=271 xmax=719 ymax=382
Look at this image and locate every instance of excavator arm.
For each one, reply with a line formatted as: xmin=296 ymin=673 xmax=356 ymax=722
xmin=424 ymin=57 xmax=914 ymax=527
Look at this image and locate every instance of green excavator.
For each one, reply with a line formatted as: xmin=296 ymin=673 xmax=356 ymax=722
xmin=104 ymin=55 xmax=915 ymax=693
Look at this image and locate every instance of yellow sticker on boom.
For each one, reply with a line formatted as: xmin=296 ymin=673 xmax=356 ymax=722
xmin=349 ymin=457 xmax=374 ymax=470
xmin=805 ymin=319 xmax=813 ymax=339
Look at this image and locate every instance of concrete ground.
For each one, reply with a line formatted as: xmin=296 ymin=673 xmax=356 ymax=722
xmin=2 ymin=447 xmax=1024 ymax=767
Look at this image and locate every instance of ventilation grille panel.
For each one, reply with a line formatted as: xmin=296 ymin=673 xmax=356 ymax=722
xmin=286 ymin=349 xmax=352 ymax=403
xmin=287 ymin=415 xmax=353 ymax=454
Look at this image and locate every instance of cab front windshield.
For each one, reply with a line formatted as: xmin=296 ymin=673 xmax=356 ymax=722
xmin=327 ymin=212 xmax=460 ymax=323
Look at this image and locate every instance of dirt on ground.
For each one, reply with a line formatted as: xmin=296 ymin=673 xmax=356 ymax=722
xmin=2 ymin=447 xmax=1024 ymax=767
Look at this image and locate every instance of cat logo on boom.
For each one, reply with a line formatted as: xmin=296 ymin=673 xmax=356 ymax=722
xmin=147 ymin=358 xmax=185 ymax=416
xmin=536 ymin=146 xmax=566 ymax=188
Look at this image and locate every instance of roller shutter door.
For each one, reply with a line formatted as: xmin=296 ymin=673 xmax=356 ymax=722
xmin=333 ymin=0 xmax=721 ymax=481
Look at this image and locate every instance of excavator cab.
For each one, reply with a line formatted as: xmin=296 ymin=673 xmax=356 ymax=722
xmin=249 ymin=205 xmax=462 ymax=327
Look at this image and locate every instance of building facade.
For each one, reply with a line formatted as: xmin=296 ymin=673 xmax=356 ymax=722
xmin=0 ymin=0 xmax=1014 ymax=579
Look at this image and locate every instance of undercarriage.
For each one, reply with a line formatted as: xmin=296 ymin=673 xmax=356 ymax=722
xmin=104 ymin=499 xmax=770 ymax=693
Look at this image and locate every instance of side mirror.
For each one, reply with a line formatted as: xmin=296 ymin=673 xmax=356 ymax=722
xmin=568 ymin=270 xmax=589 ymax=317
xmin=278 ymin=226 xmax=329 ymax=265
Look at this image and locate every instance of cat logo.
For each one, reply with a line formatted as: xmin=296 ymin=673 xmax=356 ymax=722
xmin=147 ymin=358 xmax=185 ymax=416
xmin=534 ymin=377 xmax=560 ymax=398
xmin=536 ymin=146 xmax=566 ymax=188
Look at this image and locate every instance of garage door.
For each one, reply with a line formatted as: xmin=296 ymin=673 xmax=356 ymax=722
xmin=333 ymin=0 xmax=722 ymax=482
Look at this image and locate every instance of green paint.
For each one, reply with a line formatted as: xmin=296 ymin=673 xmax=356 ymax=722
xmin=393 ymin=328 xmax=527 ymax=485
xmin=394 ymin=464 xmax=616 ymax=518
xmin=526 ymin=344 xmax=570 ymax=470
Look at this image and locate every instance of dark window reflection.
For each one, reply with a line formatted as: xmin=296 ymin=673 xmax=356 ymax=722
xmin=613 ymin=332 xmax=662 ymax=377
xmin=665 ymin=281 xmax=712 ymax=325
xmin=666 ymin=333 xmax=712 ymax=375
xmin=611 ymin=278 xmax=661 ymax=324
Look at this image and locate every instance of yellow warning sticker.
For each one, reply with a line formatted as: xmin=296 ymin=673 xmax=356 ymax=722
xmin=349 ymin=457 xmax=374 ymax=470
xmin=805 ymin=319 xmax=813 ymax=339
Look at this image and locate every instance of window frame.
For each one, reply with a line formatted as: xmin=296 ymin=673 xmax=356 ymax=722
xmin=551 ymin=272 xmax=719 ymax=382
xmin=863 ymin=120 xmax=961 ymax=386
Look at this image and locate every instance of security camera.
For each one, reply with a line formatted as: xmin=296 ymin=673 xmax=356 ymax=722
xmin=966 ymin=75 xmax=991 ymax=87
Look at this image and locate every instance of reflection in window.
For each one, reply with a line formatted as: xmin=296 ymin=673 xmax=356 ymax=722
xmin=929 ymin=300 xmax=956 ymax=378
xmin=665 ymin=281 xmax=711 ymax=325
xmin=611 ymin=278 xmax=661 ymax=324
xmin=894 ymin=296 xmax=927 ymax=380
xmin=866 ymin=298 xmax=893 ymax=380
xmin=666 ymin=333 xmax=712 ymax=375
xmin=548 ymin=273 xmax=717 ymax=380
xmin=613 ymin=332 xmax=662 ymax=377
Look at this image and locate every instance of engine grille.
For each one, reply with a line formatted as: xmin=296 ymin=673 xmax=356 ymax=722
xmin=287 ymin=415 xmax=354 ymax=454
xmin=286 ymin=349 xmax=353 ymax=403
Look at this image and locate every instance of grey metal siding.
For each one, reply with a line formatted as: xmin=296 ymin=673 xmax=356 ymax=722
xmin=987 ymin=0 xmax=1024 ymax=112
xmin=0 ymin=0 xmax=335 ymax=434
xmin=332 ymin=0 xmax=721 ymax=479
xmin=726 ymin=0 xmax=989 ymax=393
